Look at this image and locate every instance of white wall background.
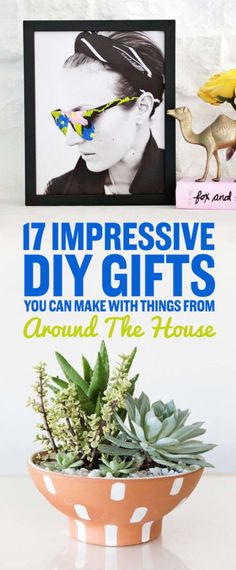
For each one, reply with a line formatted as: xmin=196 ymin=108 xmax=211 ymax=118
xmin=0 ymin=0 xmax=236 ymax=475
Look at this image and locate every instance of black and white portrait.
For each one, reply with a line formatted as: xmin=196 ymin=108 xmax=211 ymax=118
xmin=24 ymin=21 xmax=175 ymax=205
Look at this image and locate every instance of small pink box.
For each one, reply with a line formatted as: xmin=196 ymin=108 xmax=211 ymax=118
xmin=176 ymin=178 xmax=236 ymax=210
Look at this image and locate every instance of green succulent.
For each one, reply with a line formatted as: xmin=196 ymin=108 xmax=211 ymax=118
xmin=50 ymin=341 xmax=110 ymax=416
xmin=99 ymin=454 xmax=143 ymax=477
xmin=42 ymin=451 xmax=83 ymax=472
xmin=50 ymin=341 xmax=138 ymax=417
xmin=29 ymin=345 xmax=139 ymax=469
xmin=99 ymin=392 xmax=216 ymax=470
xmin=29 ymin=348 xmax=216 ymax=476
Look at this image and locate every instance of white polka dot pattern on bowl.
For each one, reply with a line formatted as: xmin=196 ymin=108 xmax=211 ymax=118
xmin=141 ymin=521 xmax=154 ymax=542
xmin=74 ymin=504 xmax=91 ymax=520
xmin=130 ymin=507 xmax=148 ymax=523
xmin=43 ymin=475 xmax=56 ymax=495
xmin=75 ymin=520 xmax=87 ymax=542
xmin=110 ymin=482 xmax=126 ymax=501
xmin=105 ymin=524 xmax=118 ymax=546
xmin=170 ymin=477 xmax=184 ymax=496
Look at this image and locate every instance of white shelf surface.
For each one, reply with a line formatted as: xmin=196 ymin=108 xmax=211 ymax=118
xmin=0 ymin=474 xmax=235 ymax=570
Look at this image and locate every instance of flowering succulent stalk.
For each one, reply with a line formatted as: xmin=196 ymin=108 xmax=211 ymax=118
xmin=27 ymin=362 xmax=58 ymax=454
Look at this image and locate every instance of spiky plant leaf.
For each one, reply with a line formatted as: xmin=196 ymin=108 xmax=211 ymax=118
xmin=152 ymin=437 xmax=179 ymax=449
xmin=131 ymin=421 xmax=146 ymax=441
xmin=105 ymin=434 xmax=141 ymax=449
xmin=134 ymin=406 xmax=141 ymax=425
xmin=174 ymin=409 xmax=190 ymax=429
xmin=128 ymin=373 xmax=139 ymax=395
xmin=50 ymin=376 xmax=68 ymax=390
xmin=152 ymin=400 xmax=165 ymax=418
xmin=54 ymin=355 xmax=95 ymax=414
xmin=166 ymin=400 xmax=176 ymax=417
xmin=99 ymin=340 xmax=109 ymax=379
xmin=157 ymin=414 xmax=177 ymax=438
xmin=167 ymin=442 xmax=215 ymax=453
xmin=139 ymin=392 xmax=151 ymax=423
xmin=115 ymin=412 xmax=139 ymax=441
xmin=98 ymin=444 xmax=139 ymax=456
xmin=144 ymin=409 xmax=162 ymax=441
xmin=148 ymin=452 xmax=181 ymax=467
xmin=47 ymin=383 xmax=60 ymax=394
xmin=125 ymin=393 xmax=136 ymax=422
xmin=173 ymin=422 xmax=205 ymax=441
xmin=150 ymin=453 xmax=213 ymax=469
xmin=95 ymin=392 xmax=102 ymax=416
xmin=121 ymin=347 xmax=137 ymax=374
xmin=82 ymin=356 xmax=92 ymax=385
xmin=55 ymin=352 xmax=88 ymax=394
xmin=124 ymin=395 xmax=140 ymax=435
xmin=88 ymin=353 xmax=108 ymax=403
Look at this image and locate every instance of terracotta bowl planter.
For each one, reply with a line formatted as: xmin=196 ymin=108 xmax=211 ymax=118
xmin=28 ymin=454 xmax=203 ymax=547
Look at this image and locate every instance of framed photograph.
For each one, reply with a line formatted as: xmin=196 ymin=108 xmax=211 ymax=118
xmin=24 ymin=20 xmax=175 ymax=206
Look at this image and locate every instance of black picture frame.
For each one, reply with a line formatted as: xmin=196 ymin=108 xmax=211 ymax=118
xmin=23 ymin=20 xmax=175 ymax=206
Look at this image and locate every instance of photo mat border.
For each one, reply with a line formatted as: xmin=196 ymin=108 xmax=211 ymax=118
xmin=24 ymin=19 xmax=176 ymax=206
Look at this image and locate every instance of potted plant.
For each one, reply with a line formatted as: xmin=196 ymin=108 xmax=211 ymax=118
xmin=28 ymin=343 xmax=216 ymax=546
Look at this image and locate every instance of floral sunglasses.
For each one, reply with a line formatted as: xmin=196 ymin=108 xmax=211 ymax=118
xmin=51 ymin=96 xmax=139 ymax=141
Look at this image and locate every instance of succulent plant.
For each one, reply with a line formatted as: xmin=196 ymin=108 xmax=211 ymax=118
xmin=99 ymin=454 xmax=143 ymax=477
xmin=99 ymin=392 xmax=216 ymax=470
xmin=29 ymin=346 xmax=216 ymax=476
xmin=50 ymin=341 xmax=138 ymax=417
xmin=28 ymin=343 xmax=139 ymax=469
xmin=50 ymin=341 xmax=110 ymax=416
xmin=41 ymin=451 xmax=83 ymax=472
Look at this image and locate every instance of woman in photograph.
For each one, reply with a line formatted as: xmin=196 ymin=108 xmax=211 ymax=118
xmin=45 ymin=30 xmax=165 ymax=196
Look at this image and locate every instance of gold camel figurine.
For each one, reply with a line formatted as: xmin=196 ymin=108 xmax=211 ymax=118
xmin=167 ymin=107 xmax=236 ymax=182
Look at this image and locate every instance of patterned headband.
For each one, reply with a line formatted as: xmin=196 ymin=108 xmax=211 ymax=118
xmin=74 ymin=31 xmax=164 ymax=105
